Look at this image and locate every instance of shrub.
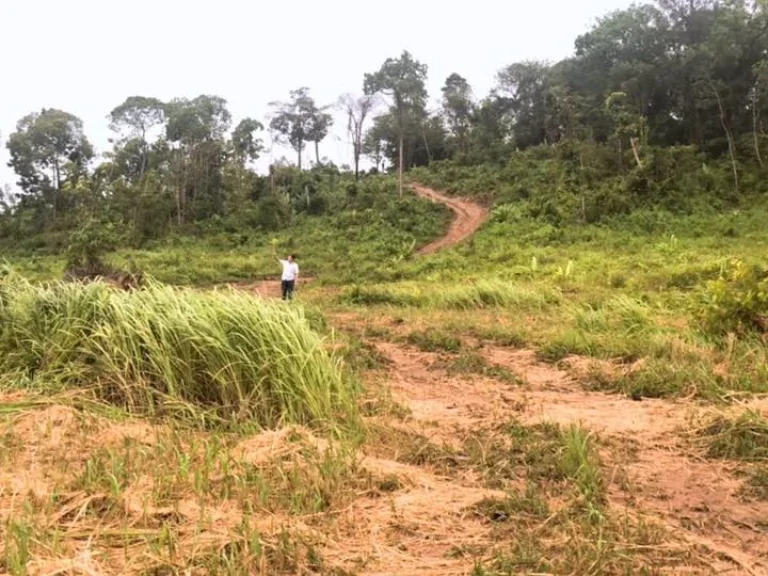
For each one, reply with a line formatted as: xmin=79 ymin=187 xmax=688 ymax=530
xmin=65 ymin=217 xmax=119 ymax=277
xmin=697 ymin=260 xmax=768 ymax=335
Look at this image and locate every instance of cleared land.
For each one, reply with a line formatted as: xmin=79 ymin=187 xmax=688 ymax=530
xmin=1 ymin=186 xmax=767 ymax=575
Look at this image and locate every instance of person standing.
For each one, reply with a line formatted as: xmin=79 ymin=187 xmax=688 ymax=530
xmin=276 ymin=253 xmax=299 ymax=300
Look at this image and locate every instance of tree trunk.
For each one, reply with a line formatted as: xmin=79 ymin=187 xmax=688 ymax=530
xmin=630 ymin=137 xmax=642 ymax=168
xmin=353 ymin=143 xmax=360 ymax=180
xmin=753 ymin=88 xmax=764 ymax=167
xmin=617 ymin=139 xmax=624 ymax=173
xmin=176 ymin=151 xmax=184 ymax=225
xmin=709 ymin=78 xmax=739 ymax=192
xmin=314 ymin=140 xmax=320 ymax=166
xmin=297 ymin=142 xmax=302 ymax=171
xmin=398 ymin=133 xmax=404 ymax=198
xmin=422 ymin=126 xmax=433 ymax=165
xmin=53 ymin=160 xmax=61 ymax=221
xmin=140 ymin=127 xmax=148 ymax=180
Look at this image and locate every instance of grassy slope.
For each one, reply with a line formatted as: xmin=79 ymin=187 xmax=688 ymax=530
xmin=2 ymin=189 xmax=452 ymax=285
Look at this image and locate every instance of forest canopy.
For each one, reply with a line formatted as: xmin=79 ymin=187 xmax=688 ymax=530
xmin=3 ymin=0 xmax=768 ymax=246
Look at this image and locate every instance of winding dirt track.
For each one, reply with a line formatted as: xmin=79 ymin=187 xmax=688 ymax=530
xmin=410 ymin=184 xmax=489 ymax=254
xmin=234 ymin=184 xmax=488 ymax=298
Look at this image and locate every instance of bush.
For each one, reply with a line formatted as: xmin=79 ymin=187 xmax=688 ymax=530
xmin=65 ymin=217 xmax=119 ymax=275
xmin=697 ymin=260 xmax=768 ymax=335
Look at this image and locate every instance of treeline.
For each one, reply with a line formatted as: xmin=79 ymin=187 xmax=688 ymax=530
xmin=3 ymin=0 xmax=768 ymax=246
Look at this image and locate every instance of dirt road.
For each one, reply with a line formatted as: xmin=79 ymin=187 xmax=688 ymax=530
xmin=234 ymin=184 xmax=488 ymax=297
xmin=410 ymin=184 xmax=489 ymax=254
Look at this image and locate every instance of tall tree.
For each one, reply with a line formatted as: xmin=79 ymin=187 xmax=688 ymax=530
xmin=6 ymin=109 xmax=94 ymax=221
xmin=307 ymin=106 xmax=333 ymax=166
xmin=231 ymin=118 xmax=265 ymax=166
xmin=268 ymin=87 xmax=317 ymax=171
xmin=364 ymin=50 xmax=428 ymax=197
xmin=496 ymin=61 xmax=553 ymax=148
xmin=108 ymin=96 xmax=167 ymax=180
xmin=339 ymin=93 xmax=377 ymax=179
xmin=441 ymin=73 xmax=475 ymax=158
xmin=165 ymin=95 xmax=232 ymax=222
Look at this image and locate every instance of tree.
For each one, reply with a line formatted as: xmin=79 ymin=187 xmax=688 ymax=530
xmin=231 ymin=118 xmax=265 ymax=166
xmin=6 ymin=108 xmax=94 ymax=222
xmin=441 ymin=74 xmax=475 ymax=158
xmin=496 ymin=61 xmax=554 ymax=148
xmin=606 ymin=91 xmax=648 ymax=168
xmin=339 ymin=93 xmax=377 ymax=179
xmin=364 ymin=50 xmax=428 ymax=197
xmin=108 ymin=96 xmax=166 ymax=180
xmin=165 ymin=95 xmax=232 ymax=222
xmin=268 ymin=87 xmax=318 ymax=171
xmin=307 ymin=106 xmax=333 ymax=166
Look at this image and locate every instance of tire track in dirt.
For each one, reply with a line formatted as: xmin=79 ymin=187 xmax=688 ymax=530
xmin=330 ymin=320 xmax=768 ymax=575
xmin=410 ymin=184 xmax=489 ymax=255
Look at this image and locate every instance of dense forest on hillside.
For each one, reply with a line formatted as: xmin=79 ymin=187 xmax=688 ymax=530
xmin=3 ymin=0 xmax=768 ymax=262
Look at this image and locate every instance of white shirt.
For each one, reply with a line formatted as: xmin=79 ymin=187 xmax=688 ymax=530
xmin=280 ymin=260 xmax=299 ymax=281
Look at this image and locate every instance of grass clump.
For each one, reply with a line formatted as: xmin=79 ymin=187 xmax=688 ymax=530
xmin=698 ymin=410 xmax=768 ymax=462
xmin=440 ymin=352 xmax=523 ymax=385
xmin=560 ymin=424 xmax=604 ymax=509
xmin=0 ymin=271 xmax=357 ymax=430
xmin=405 ymin=328 xmax=462 ymax=353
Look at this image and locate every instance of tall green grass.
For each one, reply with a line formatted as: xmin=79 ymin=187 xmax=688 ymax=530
xmin=0 ymin=271 xmax=357 ymax=430
xmin=341 ymin=280 xmax=561 ymax=310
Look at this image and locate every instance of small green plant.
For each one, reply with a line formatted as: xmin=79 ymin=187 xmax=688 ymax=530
xmin=3 ymin=519 xmax=32 ymax=575
xmin=559 ymin=424 xmax=605 ymax=509
xmin=554 ymin=260 xmax=575 ymax=284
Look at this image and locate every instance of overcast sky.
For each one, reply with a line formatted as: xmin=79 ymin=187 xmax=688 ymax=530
xmin=0 ymin=0 xmax=636 ymax=191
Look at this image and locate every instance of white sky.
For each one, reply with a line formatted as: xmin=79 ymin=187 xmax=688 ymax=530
xmin=0 ymin=0 xmax=636 ymax=191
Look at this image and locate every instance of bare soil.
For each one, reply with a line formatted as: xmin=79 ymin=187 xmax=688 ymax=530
xmin=321 ymin=329 xmax=768 ymax=574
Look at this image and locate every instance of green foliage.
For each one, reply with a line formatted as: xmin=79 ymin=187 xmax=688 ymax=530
xmin=65 ymin=217 xmax=119 ymax=272
xmin=698 ymin=260 xmax=768 ymax=335
xmin=0 ymin=271 xmax=358 ymax=431
xmin=269 ymin=87 xmax=330 ymax=170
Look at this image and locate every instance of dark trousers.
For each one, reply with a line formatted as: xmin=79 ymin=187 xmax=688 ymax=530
xmin=281 ymin=280 xmax=295 ymax=300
